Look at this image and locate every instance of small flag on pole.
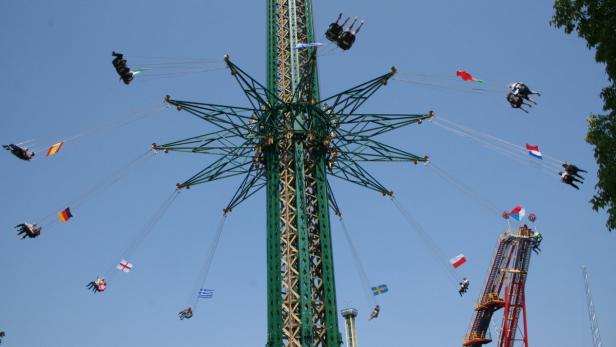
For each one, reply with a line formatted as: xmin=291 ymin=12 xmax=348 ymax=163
xmin=294 ymin=42 xmax=324 ymax=50
xmin=57 ymin=207 xmax=73 ymax=223
xmin=509 ymin=205 xmax=526 ymax=221
xmin=46 ymin=141 xmax=64 ymax=157
xmin=116 ymin=259 xmax=133 ymax=273
xmin=198 ymin=288 xmax=214 ymax=299
xmin=525 ymin=144 xmax=543 ymax=160
xmin=371 ymin=284 xmax=389 ymax=296
xmin=449 ymin=254 xmax=467 ymax=268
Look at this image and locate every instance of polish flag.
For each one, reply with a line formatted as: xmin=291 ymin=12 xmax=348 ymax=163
xmin=449 ymin=254 xmax=467 ymax=268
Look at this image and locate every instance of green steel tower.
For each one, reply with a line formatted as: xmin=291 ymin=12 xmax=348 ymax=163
xmin=156 ymin=1 xmax=431 ymax=346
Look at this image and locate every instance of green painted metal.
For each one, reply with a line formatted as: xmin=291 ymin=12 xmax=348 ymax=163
xmin=266 ymin=0 xmax=278 ymax=100
xmin=293 ymin=141 xmax=314 ymax=346
xmin=265 ymin=2 xmax=283 ymax=345
xmin=288 ymin=0 xmax=301 ymax=94
xmin=302 ymin=0 xmax=320 ymax=102
xmin=266 ymin=149 xmax=283 ymax=347
xmin=314 ymin=152 xmax=342 ymax=346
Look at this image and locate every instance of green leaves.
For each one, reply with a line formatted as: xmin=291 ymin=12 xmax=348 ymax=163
xmin=552 ymin=0 xmax=616 ymax=231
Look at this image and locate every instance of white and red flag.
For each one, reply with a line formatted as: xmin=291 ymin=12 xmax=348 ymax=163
xmin=116 ymin=259 xmax=133 ymax=273
xmin=449 ymin=254 xmax=467 ymax=268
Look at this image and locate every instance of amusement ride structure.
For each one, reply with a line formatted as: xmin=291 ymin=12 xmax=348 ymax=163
xmin=463 ymin=224 xmax=536 ymax=347
xmin=581 ymin=266 xmax=603 ymax=347
xmin=6 ymin=0 xmax=611 ymax=346
xmin=154 ymin=1 xmax=430 ymax=346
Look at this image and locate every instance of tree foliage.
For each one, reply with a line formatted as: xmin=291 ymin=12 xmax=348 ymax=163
xmin=551 ymin=0 xmax=616 ymax=231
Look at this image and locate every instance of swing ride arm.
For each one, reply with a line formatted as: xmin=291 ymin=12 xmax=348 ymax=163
xmin=317 ymin=69 xmax=397 ymax=116
xmin=225 ymin=56 xmax=280 ymax=112
xmin=328 ymin=152 xmax=392 ymax=195
xmin=225 ymin=165 xmax=266 ymax=212
xmin=177 ymin=144 xmax=255 ymax=188
xmin=326 ymin=180 xmax=342 ymax=216
xmin=164 ymin=97 xmax=255 ymax=136
xmin=334 ymin=112 xmax=433 ymax=138
xmin=336 ymin=137 xmax=428 ymax=163
xmin=158 ymin=128 xmax=254 ymax=156
xmin=161 ymin=59 xmax=429 ymax=200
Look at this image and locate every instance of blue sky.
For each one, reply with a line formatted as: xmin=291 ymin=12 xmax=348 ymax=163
xmin=1 ymin=1 xmax=614 ymax=346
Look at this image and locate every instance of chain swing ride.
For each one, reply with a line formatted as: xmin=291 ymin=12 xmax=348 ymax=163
xmin=9 ymin=2 xmax=601 ymax=347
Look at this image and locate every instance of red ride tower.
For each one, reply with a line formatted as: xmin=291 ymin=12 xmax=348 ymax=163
xmin=463 ymin=225 xmax=535 ymax=347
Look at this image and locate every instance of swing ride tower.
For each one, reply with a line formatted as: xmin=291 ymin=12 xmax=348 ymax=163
xmin=156 ymin=1 xmax=431 ymax=346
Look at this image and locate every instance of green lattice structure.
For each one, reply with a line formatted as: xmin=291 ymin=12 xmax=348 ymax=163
xmin=156 ymin=1 xmax=431 ymax=346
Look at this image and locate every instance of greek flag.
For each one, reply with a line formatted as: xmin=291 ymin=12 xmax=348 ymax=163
xmin=198 ymin=288 xmax=214 ymax=299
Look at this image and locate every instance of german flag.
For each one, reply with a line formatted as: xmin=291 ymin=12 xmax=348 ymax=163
xmin=58 ymin=207 xmax=73 ymax=223
xmin=46 ymin=141 xmax=64 ymax=157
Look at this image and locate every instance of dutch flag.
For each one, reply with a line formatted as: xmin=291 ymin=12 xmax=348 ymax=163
xmin=526 ymin=144 xmax=543 ymax=160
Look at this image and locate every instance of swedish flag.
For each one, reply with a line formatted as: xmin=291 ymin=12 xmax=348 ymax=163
xmin=371 ymin=284 xmax=389 ymax=296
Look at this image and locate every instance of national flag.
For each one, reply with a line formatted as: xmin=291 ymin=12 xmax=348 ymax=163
xmin=116 ymin=259 xmax=133 ymax=273
xmin=371 ymin=284 xmax=389 ymax=296
xmin=46 ymin=141 xmax=64 ymax=157
xmin=198 ymin=288 xmax=214 ymax=299
xmin=449 ymin=254 xmax=467 ymax=268
xmin=509 ymin=205 xmax=526 ymax=221
xmin=57 ymin=207 xmax=73 ymax=223
xmin=456 ymin=70 xmax=484 ymax=83
xmin=525 ymin=144 xmax=543 ymax=160
xmin=294 ymin=42 xmax=324 ymax=50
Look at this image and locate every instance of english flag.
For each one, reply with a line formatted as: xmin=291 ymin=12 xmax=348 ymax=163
xmin=449 ymin=254 xmax=467 ymax=268
xmin=116 ymin=260 xmax=133 ymax=273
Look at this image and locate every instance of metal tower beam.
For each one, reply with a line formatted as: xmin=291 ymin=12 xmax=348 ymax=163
xmin=582 ymin=266 xmax=603 ymax=347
